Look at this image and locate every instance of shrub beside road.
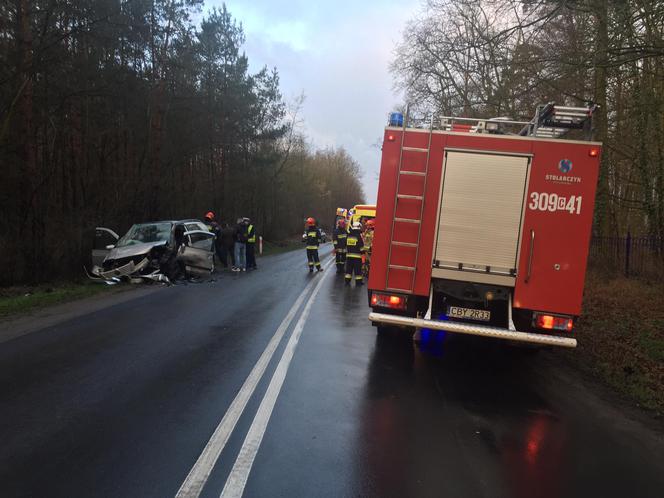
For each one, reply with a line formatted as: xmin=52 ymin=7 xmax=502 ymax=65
xmin=573 ymin=271 xmax=664 ymax=416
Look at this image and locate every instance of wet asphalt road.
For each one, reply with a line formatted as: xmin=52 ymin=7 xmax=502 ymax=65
xmin=1 ymin=246 xmax=663 ymax=498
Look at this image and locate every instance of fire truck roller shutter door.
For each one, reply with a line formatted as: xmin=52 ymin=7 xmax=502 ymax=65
xmin=433 ymin=150 xmax=530 ymax=285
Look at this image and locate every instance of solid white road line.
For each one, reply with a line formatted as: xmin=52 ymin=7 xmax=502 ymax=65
xmin=220 ymin=260 xmax=332 ymax=498
xmin=175 ymin=258 xmax=333 ymax=498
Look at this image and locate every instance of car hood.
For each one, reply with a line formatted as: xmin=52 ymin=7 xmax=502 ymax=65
xmin=106 ymin=240 xmax=168 ymax=261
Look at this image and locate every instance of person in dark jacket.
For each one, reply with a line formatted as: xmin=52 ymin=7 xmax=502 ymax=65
xmin=302 ymin=217 xmax=323 ymax=272
xmin=234 ymin=218 xmax=248 ymax=272
xmin=332 ymin=218 xmax=348 ymax=274
xmin=345 ymin=221 xmax=364 ymax=285
xmin=219 ymin=222 xmax=236 ymax=269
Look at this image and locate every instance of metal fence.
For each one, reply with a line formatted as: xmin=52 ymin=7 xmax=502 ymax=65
xmin=589 ymin=234 xmax=664 ymax=279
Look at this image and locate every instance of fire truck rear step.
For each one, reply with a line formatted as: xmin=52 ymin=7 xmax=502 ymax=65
xmin=368 ymin=312 xmax=577 ymax=348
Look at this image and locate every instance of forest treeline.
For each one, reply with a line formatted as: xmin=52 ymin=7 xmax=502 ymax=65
xmin=393 ymin=0 xmax=664 ymax=241
xmin=0 ymin=1 xmax=364 ymax=285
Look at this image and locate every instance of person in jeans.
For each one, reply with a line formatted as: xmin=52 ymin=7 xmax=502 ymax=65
xmin=234 ymin=218 xmax=248 ymax=272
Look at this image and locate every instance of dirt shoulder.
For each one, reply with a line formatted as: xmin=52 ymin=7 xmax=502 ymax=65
xmin=0 ymin=283 xmax=161 ymax=345
xmin=0 ymin=282 xmax=117 ymax=319
xmin=561 ymin=271 xmax=664 ymax=417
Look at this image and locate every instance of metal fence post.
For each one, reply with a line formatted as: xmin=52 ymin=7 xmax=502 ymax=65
xmin=625 ymin=230 xmax=631 ymax=277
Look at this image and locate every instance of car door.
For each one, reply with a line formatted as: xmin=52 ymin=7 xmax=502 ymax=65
xmin=180 ymin=230 xmax=215 ymax=274
xmin=92 ymin=227 xmax=120 ymax=267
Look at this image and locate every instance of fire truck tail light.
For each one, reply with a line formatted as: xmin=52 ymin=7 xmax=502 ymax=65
xmin=538 ymin=315 xmax=555 ymax=329
xmin=589 ymin=148 xmax=599 ymax=157
xmin=533 ymin=313 xmax=574 ymax=332
xmin=371 ymin=292 xmax=407 ymax=310
xmin=387 ymin=134 xmax=395 ymax=142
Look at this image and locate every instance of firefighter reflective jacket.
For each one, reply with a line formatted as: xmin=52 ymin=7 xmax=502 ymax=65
xmin=346 ymin=229 xmax=364 ymax=258
xmin=363 ymin=229 xmax=374 ymax=252
xmin=303 ymin=227 xmax=323 ymax=249
xmin=333 ymin=227 xmax=348 ymax=252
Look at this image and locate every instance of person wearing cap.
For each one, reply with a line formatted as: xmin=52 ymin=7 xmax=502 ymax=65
xmin=345 ymin=221 xmax=365 ymax=285
xmin=302 ymin=217 xmax=323 ymax=273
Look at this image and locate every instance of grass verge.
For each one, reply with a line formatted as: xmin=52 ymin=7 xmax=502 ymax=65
xmin=0 ymin=282 xmax=116 ymax=319
xmin=571 ymin=271 xmax=664 ymax=416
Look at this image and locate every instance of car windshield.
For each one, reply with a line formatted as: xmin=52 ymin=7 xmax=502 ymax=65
xmin=116 ymin=223 xmax=172 ymax=247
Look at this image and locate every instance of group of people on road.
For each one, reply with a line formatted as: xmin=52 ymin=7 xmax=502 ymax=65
xmin=204 ymin=212 xmax=258 ymax=272
xmin=303 ymin=216 xmax=375 ymax=286
xmin=202 ymin=210 xmax=376 ymax=279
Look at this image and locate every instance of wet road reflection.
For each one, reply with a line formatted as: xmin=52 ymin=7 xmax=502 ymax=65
xmin=357 ymin=324 xmax=661 ymax=498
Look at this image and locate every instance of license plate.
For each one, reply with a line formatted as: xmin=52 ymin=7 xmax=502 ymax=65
xmin=448 ymin=306 xmax=491 ymax=322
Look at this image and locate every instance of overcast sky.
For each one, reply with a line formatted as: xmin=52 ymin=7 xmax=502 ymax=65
xmin=205 ymin=0 xmax=422 ymax=202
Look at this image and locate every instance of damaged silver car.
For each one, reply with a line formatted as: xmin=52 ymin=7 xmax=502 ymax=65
xmin=89 ymin=220 xmax=215 ymax=284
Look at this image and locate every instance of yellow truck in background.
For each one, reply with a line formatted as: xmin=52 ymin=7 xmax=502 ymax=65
xmin=349 ymin=204 xmax=377 ymax=226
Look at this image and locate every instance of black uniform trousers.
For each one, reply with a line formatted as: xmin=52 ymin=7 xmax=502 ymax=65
xmin=246 ymin=243 xmax=256 ymax=269
xmin=307 ymin=248 xmax=321 ymax=269
xmin=345 ymin=256 xmax=363 ymax=282
xmin=335 ymin=249 xmax=347 ymax=272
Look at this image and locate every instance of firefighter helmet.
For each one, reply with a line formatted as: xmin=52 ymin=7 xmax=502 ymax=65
xmin=366 ymin=219 xmax=375 ymax=229
xmin=306 ymin=217 xmax=316 ymax=226
xmin=205 ymin=211 xmax=215 ymax=221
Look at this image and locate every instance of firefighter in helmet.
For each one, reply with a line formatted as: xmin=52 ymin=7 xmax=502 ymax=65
xmin=363 ymin=219 xmax=375 ymax=276
xmin=302 ymin=217 xmax=323 ymax=272
xmin=332 ymin=218 xmax=348 ymax=274
xmin=345 ymin=221 xmax=365 ymax=285
xmin=204 ymin=211 xmax=223 ymax=264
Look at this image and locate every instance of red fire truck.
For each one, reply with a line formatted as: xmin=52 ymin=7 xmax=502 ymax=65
xmin=368 ymin=103 xmax=601 ymax=348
